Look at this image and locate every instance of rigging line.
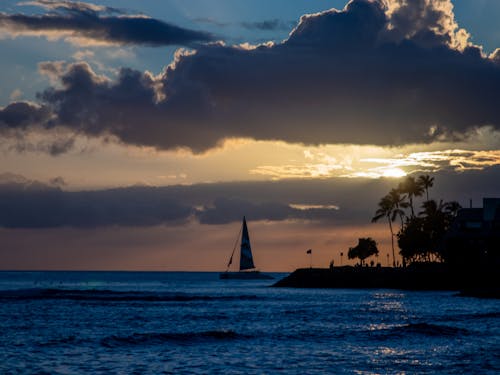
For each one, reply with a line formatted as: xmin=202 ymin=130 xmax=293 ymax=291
xmin=226 ymin=223 xmax=243 ymax=272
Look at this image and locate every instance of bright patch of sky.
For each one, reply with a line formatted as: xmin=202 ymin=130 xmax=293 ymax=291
xmin=1 ymin=129 xmax=498 ymax=190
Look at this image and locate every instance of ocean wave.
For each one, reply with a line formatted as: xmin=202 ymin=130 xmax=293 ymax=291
xmin=445 ymin=311 xmax=500 ymax=321
xmin=36 ymin=335 xmax=88 ymax=347
xmin=101 ymin=330 xmax=242 ymax=347
xmin=0 ymin=288 xmax=260 ymax=302
xmin=387 ymin=322 xmax=469 ymax=337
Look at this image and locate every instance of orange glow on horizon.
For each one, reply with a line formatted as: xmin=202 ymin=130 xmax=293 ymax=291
xmin=0 ymin=221 xmax=400 ymax=272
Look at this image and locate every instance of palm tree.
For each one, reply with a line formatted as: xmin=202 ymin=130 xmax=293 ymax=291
xmin=388 ymin=188 xmax=408 ymax=227
xmin=444 ymin=201 xmax=461 ymax=217
xmin=398 ymin=176 xmax=424 ymax=218
xmin=420 ymin=199 xmax=444 ymax=217
xmin=416 ymin=199 xmax=461 ymax=262
xmin=420 ymin=200 xmax=461 ymax=223
xmin=372 ymin=195 xmax=397 ymax=267
xmin=418 ymin=174 xmax=434 ymax=201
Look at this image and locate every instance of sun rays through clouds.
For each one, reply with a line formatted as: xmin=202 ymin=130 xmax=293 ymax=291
xmin=250 ymin=143 xmax=500 ymax=180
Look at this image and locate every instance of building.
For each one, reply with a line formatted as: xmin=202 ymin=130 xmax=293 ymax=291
xmin=442 ymin=198 xmax=500 ymax=269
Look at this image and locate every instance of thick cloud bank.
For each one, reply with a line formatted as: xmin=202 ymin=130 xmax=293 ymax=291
xmin=0 ymin=174 xmax=349 ymax=228
xmin=1 ymin=166 xmax=499 ymax=228
xmin=1 ymin=0 xmax=500 ymax=153
xmin=0 ymin=0 xmax=212 ymax=46
xmin=0 ymin=174 xmax=194 ymax=228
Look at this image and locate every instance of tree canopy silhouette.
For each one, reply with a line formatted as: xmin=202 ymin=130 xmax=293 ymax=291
xmin=417 ymin=174 xmax=434 ymax=201
xmin=397 ymin=176 xmax=424 ymax=218
xmin=348 ymin=237 xmax=379 ymax=266
xmin=372 ymin=174 xmax=460 ymax=266
xmin=372 ymin=189 xmax=407 ymax=267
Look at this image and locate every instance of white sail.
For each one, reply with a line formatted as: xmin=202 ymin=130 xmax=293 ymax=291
xmin=220 ymin=216 xmax=273 ymax=279
xmin=239 ymin=216 xmax=255 ymax=271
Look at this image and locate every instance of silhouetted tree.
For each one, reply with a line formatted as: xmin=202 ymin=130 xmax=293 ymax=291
xmin=348 ymin=237 xmax=379 ymax=266
xmin=444 ymin=201 xmax=461 ymax=217
xmin=398 ymin=199 xmax=461 ymax=263
xmin=417 ymin=174 xmax=434 ymax=201
xmin=388 ymin=188 xmax=408 ymax=226
xmin=372 ymin=190 xmax=407 ymax=267
xmin=398 ymin=216 xmax=428 ymax=262
xmin=398 ymin=176 xmax=424 ymax=217
xmin=373 ymin=175 xmax=461 ymax=266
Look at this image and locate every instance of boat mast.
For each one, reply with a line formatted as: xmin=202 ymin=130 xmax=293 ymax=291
xmin=225 ymin=222 xmax=242 ymax=272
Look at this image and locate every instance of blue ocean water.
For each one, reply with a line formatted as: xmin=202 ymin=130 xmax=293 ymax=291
xmin=0 ymin=271 xmax=499 ymax=374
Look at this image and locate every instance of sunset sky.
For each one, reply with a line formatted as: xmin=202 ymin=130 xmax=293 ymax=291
xmin=1 ymin=0 xmax=499 ymax=271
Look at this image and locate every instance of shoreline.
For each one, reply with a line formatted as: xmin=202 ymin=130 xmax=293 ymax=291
xmin=273 ymin=265 xmax=499 ymax=298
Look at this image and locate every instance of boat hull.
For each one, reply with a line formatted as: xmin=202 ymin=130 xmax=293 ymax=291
xmin=219 ymin=271 xmax=274 ymax=280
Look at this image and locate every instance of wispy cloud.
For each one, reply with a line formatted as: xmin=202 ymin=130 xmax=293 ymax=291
xmin=9 ymin=89 xmax=23 ymax=101
xmin=251 ymin=148 xmax=500 ymax=180
xmin=251 ymin=163 xmax=345 ymax=180
xmin=358 ymin=150 xmax=500 ymax=174
xmin=193 ymin=17 xmax=293 ymax=31
xmin=0 ymin=0 xmax=213 ymax=46
xmin=192 ymin=17 xmax=229 ymax=28
xmin=289 ymin=204 xmax=339 ymax=210
xmin=241 ymin=19 xmax=293 ymax=31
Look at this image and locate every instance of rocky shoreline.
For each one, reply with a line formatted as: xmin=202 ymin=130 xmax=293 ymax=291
xmin=273 ymin=265 xmax=499 ymax=298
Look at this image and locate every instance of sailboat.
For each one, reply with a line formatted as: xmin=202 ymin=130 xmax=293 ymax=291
xmin=219 ymin=216 xmax=273 ymax=280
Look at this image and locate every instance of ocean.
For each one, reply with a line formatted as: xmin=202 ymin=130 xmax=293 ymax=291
xmin=0 ymin=271 xmax=498 ymax=374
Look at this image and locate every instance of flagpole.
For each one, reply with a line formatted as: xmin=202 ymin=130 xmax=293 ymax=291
xmin=307 ymin=249 xmax=312 ymax=269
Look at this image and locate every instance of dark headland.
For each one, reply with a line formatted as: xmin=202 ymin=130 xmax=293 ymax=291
xmin=273 ymin=177 xmax=499 ymax=299
xmin=273 ymin=264 xmax=499 ymax=299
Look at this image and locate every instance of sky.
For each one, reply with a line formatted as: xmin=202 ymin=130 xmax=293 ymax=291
xmin=0 ymin=0 xmax=499 ymax=271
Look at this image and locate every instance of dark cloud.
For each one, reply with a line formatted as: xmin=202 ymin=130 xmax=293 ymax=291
xmin=49 ymin=176 xmax=66 ymax=187
xmin=0 ymin=180 xmax=194 ymax=228
xmin=20 ymin=0 xmax=120 ymax=14
xmin=0 ymin=173 xmax=384 ymax=228
xmin=5 ymin=134 xmax=76 ymax=156
xmin=0 ymin=172 xmax=52 ymax=191
xmin=196 ymin=197 xmax=348 ymax=225
xmin=2 ymin=0 xmax=500 ymax=153
xmin=0 ymin=102 xmax=52 ymax=129
xmin=3 ymin=165 xmax=498 ymax=229
xmin=192 ymin=17 xmax=292 ymax=31
xmin=0 ymin=0 xmax=212 ymax=46
xmin=0 ymin=102 xmax=75 ymax=155
xmin=197 ymin=198 xmax=294 ymax=224
xmin=46 ymin=137 xmax=75 ymax=155
xmin=241 ymin=19 xmax=292 ymax=31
